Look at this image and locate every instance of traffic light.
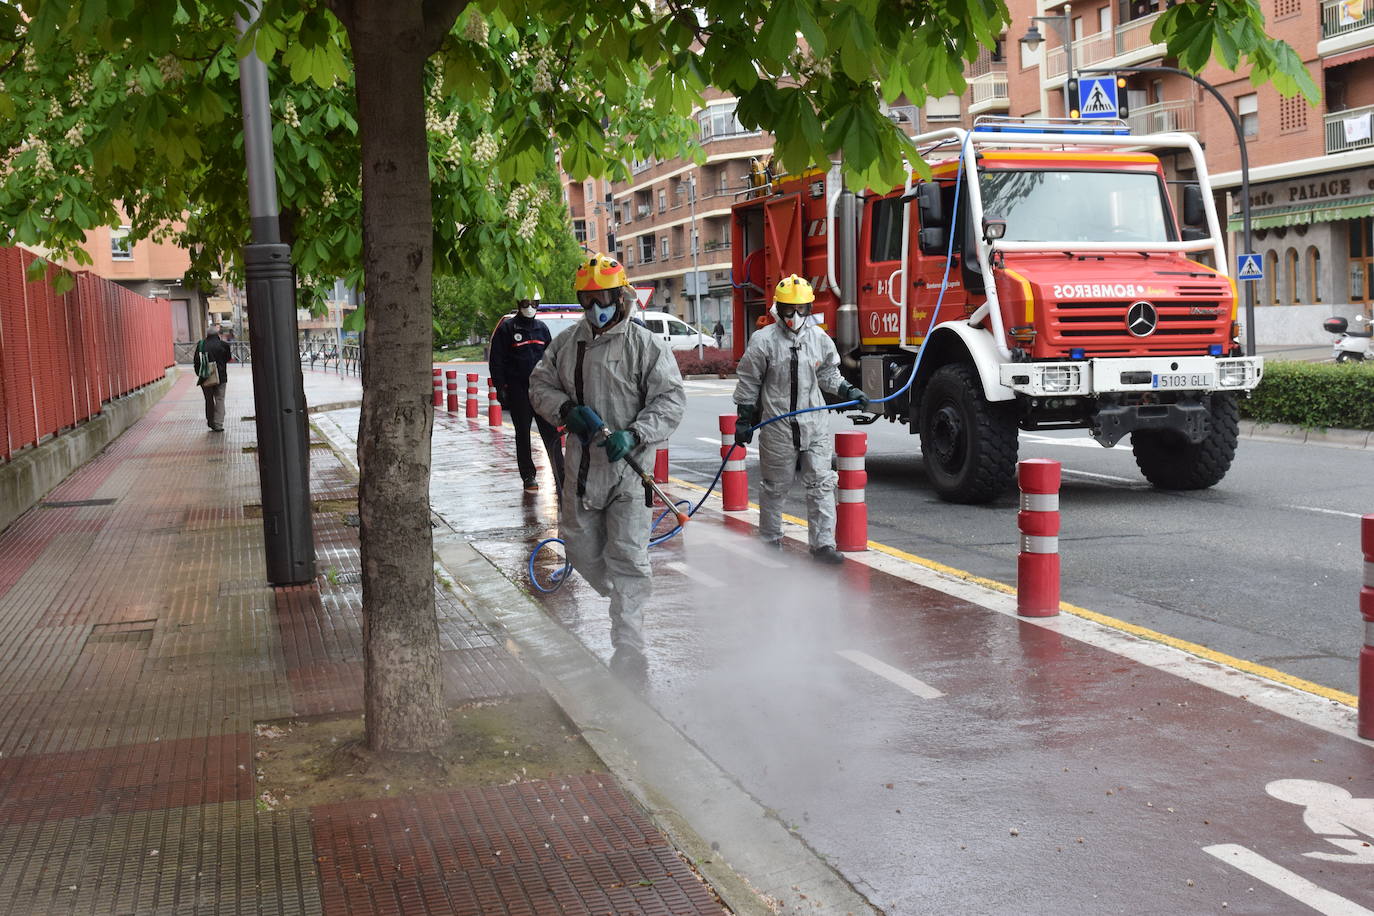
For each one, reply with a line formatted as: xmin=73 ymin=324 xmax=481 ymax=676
xmin=1068 ymin=78 xmax=1079 ymax=119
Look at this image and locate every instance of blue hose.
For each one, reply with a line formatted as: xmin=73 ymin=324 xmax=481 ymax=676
xmin=528 ymin=135 xmax=972 ymax=593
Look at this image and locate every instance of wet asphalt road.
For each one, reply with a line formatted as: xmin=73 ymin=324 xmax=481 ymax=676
xmin=667 ymin=377 xmax=1372 ymax=696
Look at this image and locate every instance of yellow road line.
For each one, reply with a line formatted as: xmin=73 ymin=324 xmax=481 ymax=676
xmin=666 ymin=473 xmax=1358 ymax=708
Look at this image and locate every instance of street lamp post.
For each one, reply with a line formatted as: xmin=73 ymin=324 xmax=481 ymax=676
xmin=1078 ymin=65 xmax=1257 ymax=356
xmin=1020 ymin=3 xmax=1075 ymax=118
xmin=689 ymin=173 xmax=704 ymax=359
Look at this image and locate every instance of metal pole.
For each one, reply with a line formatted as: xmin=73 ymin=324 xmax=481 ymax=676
xmin=691 ymin=174 xmax=703 ymax=359
xmin=1060 ymin=6 xmax=1074 ymax=118
xmin=1079 ymin=65 xmax=1256 ymax=355
xmin=235 ymin=3 xmax=315 ymax=585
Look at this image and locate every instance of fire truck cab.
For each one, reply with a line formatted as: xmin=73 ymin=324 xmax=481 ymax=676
xmin=730 ymin=117 xmax=1264 ymax=503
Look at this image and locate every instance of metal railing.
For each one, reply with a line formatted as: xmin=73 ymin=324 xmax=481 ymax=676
xmin=300 ymin=343 xmax=362 ymax=377
xmin=1126 ymin=99 xmax=1196 ymax=134
xmin=1045 ymin=13 xmax=1162 ymax=79
xmin=1327 ymin=104 xmax=1374 ymax=154
xmin=1323 ymin=0 xmax=1374 ymax=38
xmin=969 ymin=71 xmax=1010 ymax=107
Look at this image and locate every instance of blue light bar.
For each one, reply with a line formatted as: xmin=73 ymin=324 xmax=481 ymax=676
xmin=1070 ymin=348 xmax=1086 ymax=360
xmin=971 ymin=116 xmax=1131 ymax=137
xmin=1209 ymin=344 xmax=1223 ymax=356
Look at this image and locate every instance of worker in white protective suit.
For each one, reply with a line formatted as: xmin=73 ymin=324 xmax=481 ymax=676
xmin=732 ymin=275 xmax=869 ymax=564
xmin=528 ymin=253 xmax=686 ymax=670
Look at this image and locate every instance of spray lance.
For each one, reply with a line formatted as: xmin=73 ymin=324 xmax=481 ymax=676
xmin=575 ymin=405 xmax=689 ymax=529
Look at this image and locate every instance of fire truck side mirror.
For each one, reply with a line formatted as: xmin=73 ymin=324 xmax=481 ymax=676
xmin=919 ymin=228 xmax=947 ymax=256
xmin=915 ymin=183 xmax=945 ymax=227
xmin=1182 ymin=184 xmax=1206 ymax=228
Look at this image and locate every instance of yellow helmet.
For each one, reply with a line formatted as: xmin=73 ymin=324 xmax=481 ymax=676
xmin=574 ymin=253 xmax=628 ymax=292
xmin=774 ymin=274 xmax=815 ymax=305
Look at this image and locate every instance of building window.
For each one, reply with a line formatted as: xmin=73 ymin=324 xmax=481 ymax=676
xmin=573 ymin=219 xmax=588 ymax=244
xmin=1285 ymin=248 xmax=1300 ymax=303
xmin=111 ymin=226 xmax=134 ymax=260
xmin=658 ymin=188 xmax=667 ymax=213
xmin=639 ymin=235 xmax=655 ymax=264
xmin=696 ymin=101 xmax=758 ymax=141
xmin=1307 ymin=246 xmax=1322 ymax=302
xmin=1237 ymin=93 xmax=1258 ymax=138
xmin=1098 ymin=6 xmax=1112 ymax=31
xmin=926 ymin=94 xmax=961 ymax=121
xmin=1264 ymin=250 xmax=1279 ymax=304
xmin=661 ymin=237 xmax=670 ymax=260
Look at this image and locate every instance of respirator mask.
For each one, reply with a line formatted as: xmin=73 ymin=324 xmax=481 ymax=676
xmin=517 ymin=302 xmax=538 ymax=319
xmin=578 ymin=290 xmax=623 ymax=330
xmin=774 ymin=302 xmax=811 ymax=333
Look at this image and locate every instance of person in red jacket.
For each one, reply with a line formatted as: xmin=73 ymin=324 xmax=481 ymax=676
xmin=489 ymin=295 xmax=564 ymax=493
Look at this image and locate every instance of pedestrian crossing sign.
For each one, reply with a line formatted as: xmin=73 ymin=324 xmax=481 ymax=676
xmin=1077 ymin=77 xmax=1119 ymax=119
xmin=1236 ymin=254 xmax=1264 ymax=282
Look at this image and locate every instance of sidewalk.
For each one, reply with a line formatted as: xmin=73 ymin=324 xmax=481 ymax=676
xmin=0 ymin=369 xmax=724 ymax=916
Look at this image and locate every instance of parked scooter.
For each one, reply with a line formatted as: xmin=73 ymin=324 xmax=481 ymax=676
xmin=1323 ymin=314 xmax=1373 ymax=362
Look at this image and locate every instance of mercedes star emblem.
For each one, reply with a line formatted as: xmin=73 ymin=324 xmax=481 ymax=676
xmin=1126 ymin=300 xmax=1158 ymax=337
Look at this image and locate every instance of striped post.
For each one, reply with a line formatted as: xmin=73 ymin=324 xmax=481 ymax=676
xmin=835 ymin=431 xmax=868 ymax=552
xmin=445 ymin=370 xmax=459 ymax=412
xmin=1017 ymin=458 xmax=1061 ymax=618
xmin=654 ymin=448 xmax=669 ymax=483
xmin=718 ymin=415 xmax=748 ymax=512
xmin=487 ymin=377 xmax=502 ymax=426
xmin=465 ymin=373 xmax=479 ymax=419
xmin=432 ymin=368 xmax=442 ymax=407
xmin=1360 ymin=515 xmax=1374 ymax=739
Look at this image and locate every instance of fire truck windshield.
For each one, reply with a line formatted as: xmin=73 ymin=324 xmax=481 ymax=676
xmin=979 ymin=170 xmax=1174 ymax=244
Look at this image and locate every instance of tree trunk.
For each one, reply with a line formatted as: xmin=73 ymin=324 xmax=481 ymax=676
xmin=346 ymin=2 xmax=446 ymax=751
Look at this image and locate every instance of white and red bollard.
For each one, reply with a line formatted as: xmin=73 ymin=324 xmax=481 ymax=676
xmin=432 ymin=368 xmax=443 ymax=407
xmin=835 ymin=431 xmax=868 ymax=552
xmin=465 ymin=373 xmax=479 ymax=419
xmin=1360 ymin=514 xmax=1374 ymax=739
xmin=654 ymin=448 xmax=669 ymax=484
xmin=487 ymin=377 xmax=502 ymax=426
xmin=1017 ymin=458 xmax=1061 ymax=617
xmin=445 ymin=370 xmax=459 ymax=412
xmin=718 ymin=415 xmax=748 ymax=512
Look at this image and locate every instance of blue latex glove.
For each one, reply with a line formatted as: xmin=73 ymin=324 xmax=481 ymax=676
xmin=599 ymin=429 xmax=637 ymax=462
xmin=560 ymin=403 xmax=599 ymax=436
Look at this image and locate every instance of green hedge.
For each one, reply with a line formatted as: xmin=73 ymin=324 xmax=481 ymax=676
xmin=1240 ymin=360 xmax=1374 ymax=430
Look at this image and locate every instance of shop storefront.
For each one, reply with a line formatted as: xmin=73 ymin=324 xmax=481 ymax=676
xmin=1228 ymin=166 xmax=1374 ymax=344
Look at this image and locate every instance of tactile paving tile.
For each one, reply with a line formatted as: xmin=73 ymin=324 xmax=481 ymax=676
xmin=309 ymin=775 xmax=723 ymax=916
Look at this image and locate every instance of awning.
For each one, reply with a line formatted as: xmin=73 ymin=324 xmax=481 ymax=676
xmin=1323 ymin=45 xmax=1374 ymax=69
xmin=1226 ymin=193 xmax=1374 ymax=231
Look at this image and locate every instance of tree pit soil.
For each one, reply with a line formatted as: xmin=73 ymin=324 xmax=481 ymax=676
xmin=253 ymin=694 xmax=604 ymax=810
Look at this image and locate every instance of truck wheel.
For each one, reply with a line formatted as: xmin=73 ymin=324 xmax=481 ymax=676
xmin=918 ymin=364 xmax=1018 ymax=503
xmin=1130 ymin=393 xmax=1239 ymax=490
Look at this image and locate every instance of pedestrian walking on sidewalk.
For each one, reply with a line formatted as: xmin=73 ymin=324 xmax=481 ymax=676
xmin=489 ymin=293 xmax=564 ymax=493
xmin=732 ymin=275 xmax=868 ymax=564
xmin=713 ymin=320 xmax=725 ymax=349
xmin=195 ymin=324 xmax=231 ymax=432
xmin=529 ymin=254 xmax=686 ymax=671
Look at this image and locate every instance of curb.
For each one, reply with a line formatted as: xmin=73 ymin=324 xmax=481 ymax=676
xmin=1240 ymin=419 xmax=1374 ymax=449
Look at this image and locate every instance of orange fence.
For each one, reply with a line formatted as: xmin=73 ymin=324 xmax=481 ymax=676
xmin=0 ymin=246 xmax=174 ymax=462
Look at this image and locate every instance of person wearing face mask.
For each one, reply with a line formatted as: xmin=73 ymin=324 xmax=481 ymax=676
xmin=528 ymin=254 xmax=685 ymax=671
xmin=732 ymin=274 xmax=869 ymax=564
xmin=490 ymin=292 xmax=564 ymax=493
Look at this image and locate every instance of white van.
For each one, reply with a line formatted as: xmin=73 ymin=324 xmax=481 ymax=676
xmin=638 ymin=311 xmax=714 ymax=350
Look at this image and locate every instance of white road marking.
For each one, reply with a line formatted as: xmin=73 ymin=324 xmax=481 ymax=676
xmin=1203 ymin=844 xmax=1374 ymax=916
xmin=665 ymin=561 xmax=726 ymax=588
xmin=1287 ymin=504 xmax=1366 ymax=520
xmin=837 ymin=650 xmax=945 ymax=700
xmin=696 ymin=436 xmax=723 ymax=447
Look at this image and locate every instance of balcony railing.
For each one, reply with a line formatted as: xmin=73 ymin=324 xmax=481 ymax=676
xmin=1045 ymin=13 xmax=1163 ymax=79
xmin=969 ymin=71 xmax=1010 ymax=107
xmin=1323 ymin=0 xmax=1374 ymax=38
xmin=1327 ymin=103 xmax=1374 ymax=154
xmin=1126 ymin=99 xmax=1195 ymax=135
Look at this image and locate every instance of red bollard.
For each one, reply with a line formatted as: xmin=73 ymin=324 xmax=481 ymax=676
xmin=487 ymin=377 xmax=502 ymax=426
xmin=432 ymin=368 xmax=442 ymax=407
xmin=718 ymin=415 xmax=748 ymax=512
xmin=1017 ymin=458 xmax=1061 ymax=617
xmin=654 ymin=448 xmax=669 ymax=483
xmin=465 ymin=373 xmax=479 ymax=419
xmin=1360 ymin=515 xmax=1374 ymax=739
xmin=445 ymin=370 xmax=459 ymax=412
xmin=835 ymin=431 xmax=868 ymax=552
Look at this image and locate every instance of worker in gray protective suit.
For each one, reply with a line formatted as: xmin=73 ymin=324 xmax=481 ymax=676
xmin=528 ymin=253 xmax=686 ymax=668
xmin=733 ymin=274 xmax=869 ymax=564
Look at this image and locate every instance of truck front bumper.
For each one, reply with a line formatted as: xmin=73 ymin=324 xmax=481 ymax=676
xmin=998 ymin=355 xmax=1263 ymax=398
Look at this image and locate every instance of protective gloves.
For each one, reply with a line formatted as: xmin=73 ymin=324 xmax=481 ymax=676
xmin=559 ymin=402 xmax=600 ymax=437
xmin=599 ymin=429 xmax=638 ymax=462
xmin=734 ymin=405 xmax=758 ymax=446
xmin=840 ymin=384 xmax=871 ymax=411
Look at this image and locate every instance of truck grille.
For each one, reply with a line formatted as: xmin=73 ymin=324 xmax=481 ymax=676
xmin=1047 ymin=299 xmax=1227 ymax=354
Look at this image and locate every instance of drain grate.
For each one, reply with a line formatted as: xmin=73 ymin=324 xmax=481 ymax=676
xmin=41 ymin=498 xmax=117 ymax=508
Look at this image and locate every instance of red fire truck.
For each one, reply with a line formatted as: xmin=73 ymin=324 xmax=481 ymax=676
xmin=730 ymin=117 xmax=1264 ymax=503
